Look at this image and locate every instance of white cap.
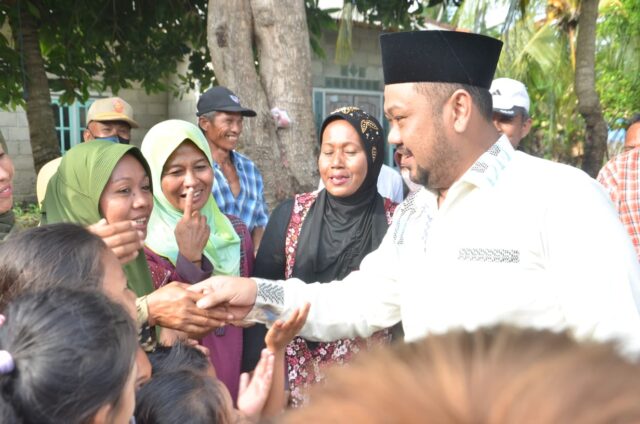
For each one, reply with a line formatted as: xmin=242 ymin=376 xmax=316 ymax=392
xmin=490 ymin=78 xmax=530 ymax=116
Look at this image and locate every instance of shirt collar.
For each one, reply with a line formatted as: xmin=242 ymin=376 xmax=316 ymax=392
xmin=457 ymin=135 xmax=514 ymax=189
xmin=212 ymin=150 xmax=242 ymax=170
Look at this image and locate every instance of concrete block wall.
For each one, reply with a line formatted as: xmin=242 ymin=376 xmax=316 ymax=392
xmin=0 ymin=108 xmax=36 ymax=204
xmin=167 ymin=58 xmax=199 ymax=124
xmin=312 ymin=24 xmax=384 ymax=88
xmin=117 ymin=87 xmax=170 ymax=148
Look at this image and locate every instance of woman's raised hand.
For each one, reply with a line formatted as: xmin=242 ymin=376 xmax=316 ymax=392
xmin=87 ymin=219 xmax=143 ymax=264
xmin=175 ymin=187 xmax=210 ymax=263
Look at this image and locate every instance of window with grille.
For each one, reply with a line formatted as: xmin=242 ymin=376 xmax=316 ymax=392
xmin=51 ymin=99 xmax=94 ymax=154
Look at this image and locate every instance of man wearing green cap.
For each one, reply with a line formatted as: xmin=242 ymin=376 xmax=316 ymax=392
xmin=191 ymin=31 xmax=640 ymax=352
xmin=31 ymin=98 xmax=146 ymax=272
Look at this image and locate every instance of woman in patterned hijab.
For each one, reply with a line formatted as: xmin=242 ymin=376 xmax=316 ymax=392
xmin=245 ymin=106 xmax=397 ymax=406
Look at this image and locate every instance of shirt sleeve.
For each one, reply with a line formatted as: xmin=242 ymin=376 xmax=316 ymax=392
xmin=144 ymin=247 xmax=173 ymax=289
xmin=545 ymin=174 xmax=640 ymax=354
xmin=247 ymin=222 xmax=403 ymax=342
xmin=175 ymin=254 xmax=213 ymax=283
xmin=253 ymin=166 xmax=270 ymax=228
xmin=596 ymin=160 xmax=621 ymax=209
xmin=391 ymin=171 xmax=405 ymax=203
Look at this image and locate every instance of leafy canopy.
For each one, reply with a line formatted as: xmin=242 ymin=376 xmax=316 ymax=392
xmin=0 ymin=0 xmax=208 ymax=108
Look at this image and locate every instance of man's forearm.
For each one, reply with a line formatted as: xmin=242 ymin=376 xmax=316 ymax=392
xmin=244 ymin=273 xmax=401 ymax=342
xmin=244 ymin=278 xmax=285 ymax=324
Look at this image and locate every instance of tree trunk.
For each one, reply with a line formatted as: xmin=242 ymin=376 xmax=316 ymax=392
xmin=207 ymin=0 xmax=318 ymax=209
xmin=10 ymin=3 xmax=61 ymax=173
xmin=575 ymin=0 xmax=607 ymax=177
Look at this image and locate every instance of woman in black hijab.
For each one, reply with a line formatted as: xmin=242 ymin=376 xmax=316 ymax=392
xmin=244 ymin=107 xmax=399 ymax=407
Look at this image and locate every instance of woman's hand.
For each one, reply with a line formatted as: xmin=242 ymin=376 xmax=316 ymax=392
xmin=175 ymin=188 xmax=210 ymax=263
xmin=88 ymin=219 xmax=144 ymax=264
xmin=265 ymin=303 xmax=310 ymax=353
xmin=237 ymin=349 xmax=275 ymax=421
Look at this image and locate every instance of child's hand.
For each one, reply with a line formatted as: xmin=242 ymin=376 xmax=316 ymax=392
xmin=237 ymin=349 xmax=275 ymax=420
xmin=265 ymin=303 xmax=310 ymax=352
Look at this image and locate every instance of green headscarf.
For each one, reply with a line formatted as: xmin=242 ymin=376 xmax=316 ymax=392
xmin=40 ymin=141 xmax=155 ymax=298
xmin=141 ymin=119 xmax=240 ymax=276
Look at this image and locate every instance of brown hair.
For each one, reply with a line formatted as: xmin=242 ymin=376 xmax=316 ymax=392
xmin=415 ymin=82 xmax=494 ymax=122
xmin=282 ymin=325 xmax=640 ymax=424
xmin=0 ymin=223 xmax=107 ymax=311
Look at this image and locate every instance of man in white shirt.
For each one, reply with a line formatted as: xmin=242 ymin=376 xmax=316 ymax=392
xmin=191 ymin=31 xmax=640 ymax=352
xmin=318 ymin=163 xmax=404 ymax=203
xmin=490 ymin=78 xmax=533 ymax=149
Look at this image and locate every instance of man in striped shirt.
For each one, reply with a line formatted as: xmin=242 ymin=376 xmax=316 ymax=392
xmin=598 ymin=114 xmax=640 ymax=260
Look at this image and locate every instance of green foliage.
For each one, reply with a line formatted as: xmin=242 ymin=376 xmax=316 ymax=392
xmin=352 ymin=0 xmax=425 ymax=29
xmin=0 ymin=4 xmax=26 ymax=109
xmin=335 ymin=2 xmax=354 ymax=65
xmin=12 ymin=202 xmax=40 ymax=228
xmin=306 ymin=0 xmax=338 ymax=59
xmin=596 ymin=0 xmax=640 ymax=125
xmin=496 ymin=7 xmax=583 ymax=164
xmin=0 ymin=0 xmax=209 ymax=108
xmin=438 ymin=0 xmax=639 ymax=166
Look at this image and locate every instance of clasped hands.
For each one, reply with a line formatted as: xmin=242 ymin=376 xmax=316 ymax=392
xmin=187 ymin=276 xmax=260 ymax=325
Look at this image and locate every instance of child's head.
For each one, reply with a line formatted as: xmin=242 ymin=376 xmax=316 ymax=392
xmin=0 ymin=223 xmax=106 ymax=307
xmin=0 ymin=288 xmax=138 ymax=424
xmin=135 ymin=369 xmax=233 ymax=424
xmin=147 ymin=342 xmax=214 ymax=377
xmin=282 ymin=325 xmax=640 ymax=423
xmin=0 ymin=222 xmax=136 ymax=319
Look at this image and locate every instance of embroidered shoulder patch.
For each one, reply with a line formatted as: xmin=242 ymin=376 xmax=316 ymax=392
xmin=458 ymin=248 xmax=520 ymax=263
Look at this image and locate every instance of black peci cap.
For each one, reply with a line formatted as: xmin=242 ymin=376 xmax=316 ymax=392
xmin=196 ymin=86 xmax=257 ymax=117
xmin=380 ymin=30 xmax=503 ymax=89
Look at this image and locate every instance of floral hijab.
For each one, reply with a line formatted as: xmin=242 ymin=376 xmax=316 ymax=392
xmin=294 ymin=107 xmax=389 ymax=283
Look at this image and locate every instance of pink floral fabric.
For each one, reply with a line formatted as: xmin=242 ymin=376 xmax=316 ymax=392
xmin=284 ymin=191 xmax=397 ymax=407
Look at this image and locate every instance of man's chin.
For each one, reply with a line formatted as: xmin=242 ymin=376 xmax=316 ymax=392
xmin=411 ymin=166 xmax=429 ymax=188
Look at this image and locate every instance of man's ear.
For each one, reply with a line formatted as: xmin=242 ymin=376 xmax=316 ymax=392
xmin=522 ymin=117 xmax=533 ymax=138
xmin=83 ymin=128 xmax=93 ymax=142
xmin=447 ymin=89 xmax=473 ymax=133
xmin=198 ymin=116 xmax=210 ymax=132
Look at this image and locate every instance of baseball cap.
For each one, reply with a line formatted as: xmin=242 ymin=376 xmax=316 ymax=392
xmin=196 ymin=86 xmax=257 ymax=117
xmin=86 ymin=97 xmax=139 ymax=128
xmin=490 ymin=78 xmax=530 ymax=116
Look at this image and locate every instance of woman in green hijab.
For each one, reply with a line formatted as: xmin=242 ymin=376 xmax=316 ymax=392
xmin=41 ymin=140 xmax=221 ymax=347
xmin=141 ymin=119 xmax=254 ymax=403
